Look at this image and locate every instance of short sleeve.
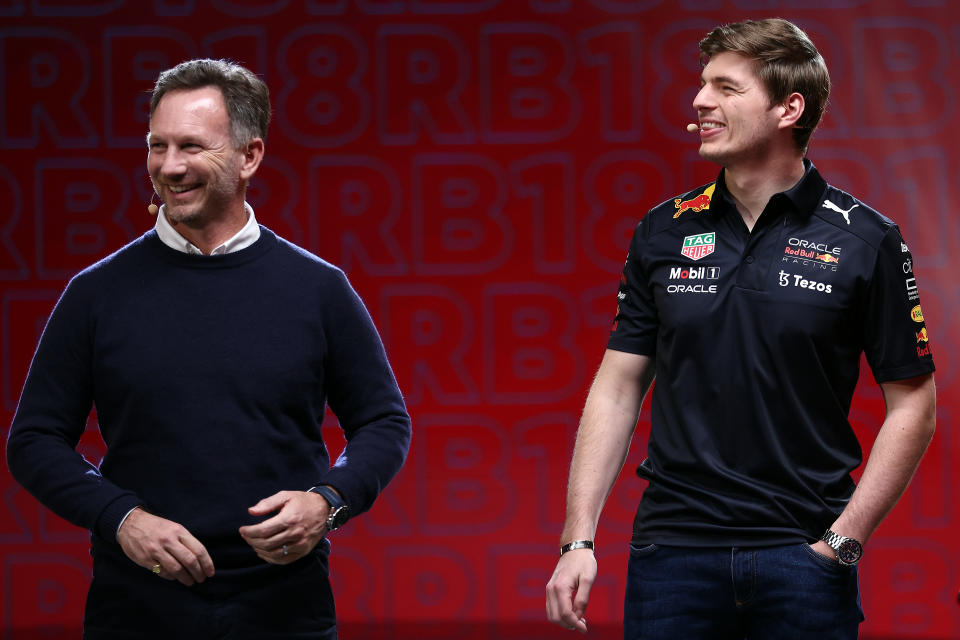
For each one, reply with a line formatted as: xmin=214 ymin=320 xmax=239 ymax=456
xmin=862 ymin=225 xmax=935 ymax=383
xmin=607 ymin=219 xmax=659 ymax=356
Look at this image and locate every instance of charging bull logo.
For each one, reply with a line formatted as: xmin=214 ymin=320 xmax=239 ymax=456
xmin=815 ymin=253 xmax=839 ymax=264
xmin=674 ymin=183 xmax=716 ymax=218
xmin=916 ymin=326 xmax=931 ymax=357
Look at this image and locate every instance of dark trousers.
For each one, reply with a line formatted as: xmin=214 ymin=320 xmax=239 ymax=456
xmin=624 ymin=544 xmax=863 ymax=640
xmin=83 ymin=551 xmax=337 ymax=639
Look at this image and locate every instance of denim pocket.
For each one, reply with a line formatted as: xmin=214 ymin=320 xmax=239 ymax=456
xmin=801 ymin=543 xmax=850 ymax=572
xmin=628 ymin=542 xmax=659 ymax=557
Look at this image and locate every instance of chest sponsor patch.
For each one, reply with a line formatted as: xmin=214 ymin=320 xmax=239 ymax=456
xmin=778 ymin=270 xmax=833 ymax=294
xmin=782 ymin=237 xmax=841 ymax=271
xmin=681 ymin=232 xmax=715 ymax=261
xmin=911 ymin=305 xmax=924 ymax=322
xmin=668 ymin=266 xmax=720 ymax=280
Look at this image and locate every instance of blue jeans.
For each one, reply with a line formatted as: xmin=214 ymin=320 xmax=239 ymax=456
xmin=624 ymin=544 xmax=863 ymax=639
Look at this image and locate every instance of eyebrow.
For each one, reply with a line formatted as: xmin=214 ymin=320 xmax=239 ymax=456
xmin=701 ymin=74 xmax=745 ymax=88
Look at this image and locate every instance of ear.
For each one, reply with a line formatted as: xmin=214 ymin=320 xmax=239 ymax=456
xmin=777 ymin=92 xmax=805 ymax=131
xmin=239 ymin=138 xmax=265 ymax=180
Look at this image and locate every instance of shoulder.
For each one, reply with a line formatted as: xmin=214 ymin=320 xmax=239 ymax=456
xmin=813 ymin=186 xmax=898 ymax=249
xmin=266 ymin=228 xmax=352 ymax=285
xmin=69 ymin=231 xmax=158 ymax=286
xmin=632 ymin=181 xmax=719 ymax=239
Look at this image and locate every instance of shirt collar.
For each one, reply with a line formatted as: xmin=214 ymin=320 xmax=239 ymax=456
xmin=154 ymin=202 xmax=261 ymax=255
xmin=712 ymin=158 xmax=827 ymax=219
xmin=781 ymin=158 xmax=827 ymax=216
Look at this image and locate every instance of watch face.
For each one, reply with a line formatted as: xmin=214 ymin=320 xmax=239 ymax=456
xmin=837 ymin=539 xmax=862 ymax=564
xmin=328 ymin=505 xmax=349 ymax=530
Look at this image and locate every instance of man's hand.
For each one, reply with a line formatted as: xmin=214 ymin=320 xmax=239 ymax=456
xmin=810 ymin=539 xmax=839 ymax=562
xmin=117 ymin=507 xmax=215 ymax=586
xmin=239 ymin=490 xmax=329 ymax=565
xmin=545 ymin=548 xmax=597 ymax=634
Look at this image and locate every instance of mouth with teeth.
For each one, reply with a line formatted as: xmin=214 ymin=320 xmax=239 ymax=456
xmin=167 ymin=184 xmax=200 ymax=195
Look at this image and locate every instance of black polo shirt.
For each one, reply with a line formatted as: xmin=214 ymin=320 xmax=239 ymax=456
xmin=609 ymin=160 xmax=935 ymax=547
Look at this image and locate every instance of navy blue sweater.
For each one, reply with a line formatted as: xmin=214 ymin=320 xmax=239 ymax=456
xmin=7 ymin=228 xmax=411 ymax=574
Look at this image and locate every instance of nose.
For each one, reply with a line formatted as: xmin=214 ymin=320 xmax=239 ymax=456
xmin=158 ymin=147 xmax=187 ymax=179
xmin=692 ymin=84 xmax=713 ymax=113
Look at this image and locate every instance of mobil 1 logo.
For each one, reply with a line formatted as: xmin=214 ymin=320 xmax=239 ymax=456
xmin=667 ymin=265 xmax=720 ymax=294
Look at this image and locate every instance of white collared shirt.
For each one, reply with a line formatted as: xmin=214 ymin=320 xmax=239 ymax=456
xmin=154 ymin=202 xmax=261 ymax=255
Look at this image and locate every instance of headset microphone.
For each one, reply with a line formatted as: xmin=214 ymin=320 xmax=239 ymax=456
xmin=686 ymin=123 xmax=700 ymax=133
xmin=147 ymin=192 xmax=159 ymax=215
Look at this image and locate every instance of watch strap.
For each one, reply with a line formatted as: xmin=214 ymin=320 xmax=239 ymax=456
xmin=309 ymin=485 xmax=349 ymax=531
xmin=560 ymin=540 xmax=594 ymax=556
xmin=820 ymin=528 xmax=862 ymax=566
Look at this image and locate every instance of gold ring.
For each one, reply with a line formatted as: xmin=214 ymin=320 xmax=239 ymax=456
xmin=151 ymin=564 xmax=161 ymax=575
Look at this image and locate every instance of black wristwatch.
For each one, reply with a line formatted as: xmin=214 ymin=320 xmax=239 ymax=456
xmin=820 ymin=529 xmax=863 ymax=566
xmin=310 ymin=485 xmax=350 ymax=531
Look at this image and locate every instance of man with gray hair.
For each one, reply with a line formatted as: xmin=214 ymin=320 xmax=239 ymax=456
xmin=7 ymin=59 xmax=411 ymax=639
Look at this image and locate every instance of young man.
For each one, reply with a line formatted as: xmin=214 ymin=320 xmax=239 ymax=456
xmin=546 ymin=18 xmax=936 ymax=639
xmin=6 ymin=59 xmax=411 ymax=639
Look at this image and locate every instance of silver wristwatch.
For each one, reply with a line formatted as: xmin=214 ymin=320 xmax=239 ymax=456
xmin=310 ymin=485 xmax=350 ymax=531
xmin=820 ymin=529 xmax=863 ymax=566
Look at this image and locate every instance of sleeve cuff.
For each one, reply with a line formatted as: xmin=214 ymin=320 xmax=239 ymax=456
xmin=95 ymin=495 xmax=144 ymax=542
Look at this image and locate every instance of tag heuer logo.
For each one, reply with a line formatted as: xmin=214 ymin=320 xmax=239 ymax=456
xmin=681 ymin=232 xmax=716 ymax=261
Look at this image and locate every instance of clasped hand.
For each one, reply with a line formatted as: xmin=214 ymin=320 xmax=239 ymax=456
xmin=239 ymin=490 xmax=330 ymax=565
xmin=117 ymin=491 xmax=330 ymax=585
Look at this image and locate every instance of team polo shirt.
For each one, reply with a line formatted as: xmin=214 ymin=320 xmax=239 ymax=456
xmin=609 ymin=160 xmax=935 ymax=547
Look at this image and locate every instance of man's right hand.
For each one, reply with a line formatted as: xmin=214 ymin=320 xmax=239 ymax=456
xmin=545 ymin=548 xmax=597 ymax=634
xmin=116 ymin=507 xmax=215 ymax=586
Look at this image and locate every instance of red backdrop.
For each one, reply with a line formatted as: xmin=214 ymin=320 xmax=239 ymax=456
xmin=1 ymin=1 xmax=958 ymax=638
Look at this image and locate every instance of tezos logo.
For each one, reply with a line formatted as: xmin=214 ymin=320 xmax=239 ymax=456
xmin=778 ymin=270 xmax=832 ymax=294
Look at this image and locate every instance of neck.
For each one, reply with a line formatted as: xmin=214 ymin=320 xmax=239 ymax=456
xmin=167 ymin=202 xmax=249 ymax=255
xmin=724 ymin=155 xmax=806 ymax=232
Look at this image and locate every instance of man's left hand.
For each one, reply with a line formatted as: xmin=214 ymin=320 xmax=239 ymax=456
xmin=810 ymin=539 xmax=839 ymax=562
xmin=239 ymin=491 xmax=329 ymax=564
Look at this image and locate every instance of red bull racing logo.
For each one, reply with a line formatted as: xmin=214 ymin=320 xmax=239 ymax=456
xmin=783 ymin=237 xmax=842 ymax=271
xmin=673 ymin=183 xmax=716 ymax=219
xmin=916 ymin=326 xmax=931 ymax=357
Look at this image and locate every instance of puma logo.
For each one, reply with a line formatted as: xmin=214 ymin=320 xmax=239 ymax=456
xmin=822 ymin=200 xmax=859 ymax=225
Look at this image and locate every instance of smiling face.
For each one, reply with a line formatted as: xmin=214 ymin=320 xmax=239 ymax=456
xmin=692 ymin=51 xmax=787 ymax=170
xmin=147 ymin=86 xmax=247 ymax=229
